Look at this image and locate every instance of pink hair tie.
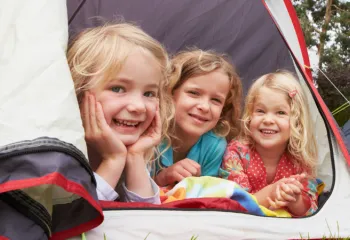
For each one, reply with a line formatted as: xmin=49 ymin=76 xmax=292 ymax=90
xmin=289 ymin=89 xmax=297 ymax=98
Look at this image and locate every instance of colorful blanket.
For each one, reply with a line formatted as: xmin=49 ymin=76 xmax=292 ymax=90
xmin=160 ymin=176 xmax=324 ymax=217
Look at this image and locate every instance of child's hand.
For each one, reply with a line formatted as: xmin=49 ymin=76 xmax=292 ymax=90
xmin=127 ymin=103 xmax=161 ymax=158
xmin=288 ymin=173 xmax=308 ymax=184
xmin=155 ymin=158 xmax=201 ymax=186
xmin=268 ymin=178 xmax=304 ymax=210
xmin=82 ymin=92 xmax=127 ymax=162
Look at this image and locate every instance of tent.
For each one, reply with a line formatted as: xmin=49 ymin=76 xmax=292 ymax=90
xmin=1 ymin=0 xmax=350 ymax=239
xmin=343 ymin=120 xmax=350 ymax=152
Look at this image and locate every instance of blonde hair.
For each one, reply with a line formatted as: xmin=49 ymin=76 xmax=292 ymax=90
xmin=241 ymin=70 xmax=318 ymax=176
xmin=67 ymin=22 xmax=174 ymax=166
xmin=169 ymin=49 xmax=242 ymax=140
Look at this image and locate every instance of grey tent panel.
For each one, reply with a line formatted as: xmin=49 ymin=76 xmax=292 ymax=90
xmin=0 ymin=200 xmax=48 ymax=240
xmin=67 ymin=0 xmax=295 ymax=94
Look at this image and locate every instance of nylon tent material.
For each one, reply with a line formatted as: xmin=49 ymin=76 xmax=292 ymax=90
xmin=342 ymin=120 xmax=350 ymax=152
xmin=0 ymin=1 xmax=102 ymax=239
xmin=2 ymin=0 xmax=350 ymax=239
xmin=67 ymin=0 xmax=350 ymax=239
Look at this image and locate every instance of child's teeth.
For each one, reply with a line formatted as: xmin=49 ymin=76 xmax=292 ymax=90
xmin=115 ymin=120 xmax=138 ymax=126
xmin=262 ymin=130 xmax=276 ymax=134
xmin=123 ymin=121 xmax=137 ymax=126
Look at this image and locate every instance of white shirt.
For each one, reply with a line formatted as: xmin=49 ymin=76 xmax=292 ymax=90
xmin=94 ymin=172 xmax=161 ymax=204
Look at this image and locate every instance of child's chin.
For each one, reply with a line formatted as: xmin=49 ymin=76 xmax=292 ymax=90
xmin=120 ymin=137 xmax=139 ymax=147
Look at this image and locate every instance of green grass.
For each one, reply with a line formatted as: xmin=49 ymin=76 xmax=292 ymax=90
xmin=299 ymin=221 xmax=350 ymax=240
xmin=81 ymin=220 xmax=350 ymax=240
xmin=81 ymin=233 xmax=198 ymax=240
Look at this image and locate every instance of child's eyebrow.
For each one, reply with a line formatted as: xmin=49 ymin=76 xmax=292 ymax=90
xmin=254 ymin=101 xmax=266 ymax=107
xmin=110 ymin=78 xmax=159 ymax=89
xmin=145 ymin=83 xmax=159 ymax=89
xmin=113 ymin=78 xmax=132 ymax=84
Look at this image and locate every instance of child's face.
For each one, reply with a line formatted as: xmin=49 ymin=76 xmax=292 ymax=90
xmin=249 ymin=87 xmax=291 ymax=153
xmin=173 ymin=70 xmax=230 ymax=140
xmin=89 ymin=49 xmax=161 ymax=146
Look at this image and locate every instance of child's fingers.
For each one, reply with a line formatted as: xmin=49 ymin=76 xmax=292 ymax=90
xmin=268 ymin=198 xmax=275 ymax=207
xmin=286 ymin=178 xmax=304 ymax=190
xmin=181 ymin=162 xmax=199 ymax=176
xmin=153 ymin=107 xmax=162 ymax=138
xmin=185 ymin=159 xmax=201 ymax=176
xmin=290 ymin=173 xmax=307 ymax=182
xmin=281 ymin=191 xmax=296 ymax=202
xmin=281 ymin=183 xmax=297 ymax=201
xmin=88 ymin=94 xmax=99 ymax=134
xmin=267 ymin=197 xmax=276 ymax=209
xmin=276 ymin=183 xmax=282 ymax=201
xmin=176 ymin=166 xmax=193 ymax=178
xmin=286 ymin=182 xmax=302 ymax=195
xmin=172 ymin=172 xmax=185 ymax=183
xmin=81 ymin=92 xmax=90 ymax=132
xmin=186 ymin=159 xmax=201 ymax=169
xmin=274 ymin=198 xmax=289 ymax=208
xmin=95 ymin=102 xmax=109 ymax=132
xmin=269 ymin=196 xmax=289 ymax=209
xmin=299 ymin=173 xmax=307 ymax=180
xmin=280 ymin=183 xmax=293 ymax=195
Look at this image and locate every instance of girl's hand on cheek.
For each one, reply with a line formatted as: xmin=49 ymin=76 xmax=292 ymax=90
xmin=127 ymin=102 xmax=161 ymax=158
xmin=155 ymin=158 xmax=201 ymax=187
xmin=82 ymin=92 xmax=127 ymax=163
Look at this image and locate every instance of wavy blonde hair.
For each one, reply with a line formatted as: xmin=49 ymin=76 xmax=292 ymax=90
xmin=67 ymin=22 xmax=174 ymax=166
xmin=241 ymin=70 xmax=318 ymax=176
xmin=169 ymin=49 xmax=243 ymax=140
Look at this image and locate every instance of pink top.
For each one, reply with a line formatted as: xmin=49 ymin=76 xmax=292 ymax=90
xmin=219 ymin=140 xmax=319 ymax=216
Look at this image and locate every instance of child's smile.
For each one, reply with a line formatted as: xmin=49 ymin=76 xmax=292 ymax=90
xmin=112 ymin=119 xmax=142 ymax=133
xmin=259 ymin=128 xmax=278 ymax=135
xmin=188 ymin=113 xmax=209 ymax=124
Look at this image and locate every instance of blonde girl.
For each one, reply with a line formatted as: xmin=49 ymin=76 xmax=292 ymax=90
xmin=155 ymin=49 xmax=242 ymax=187
xmin=220 ymin=70 xmax=319 ymax=216
xmin=67 ymin=22 xmax=173 ymax=203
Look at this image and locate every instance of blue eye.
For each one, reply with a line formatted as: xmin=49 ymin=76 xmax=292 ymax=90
xmin=144 ymin=91 xmax=157 ymax=97
xmin=277 ymin=111 xmax=286 ymax=115
xmin=111 ymin=86 xmax=125 ymax=93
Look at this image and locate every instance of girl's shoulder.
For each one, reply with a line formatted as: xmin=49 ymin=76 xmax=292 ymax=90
xmin=204 ymin=131 xmax=225 ymax=140
xmin=226 ymin=139 xmax=250 ymax=154
xmin=202 ymin=131 xmax=227 ymax=146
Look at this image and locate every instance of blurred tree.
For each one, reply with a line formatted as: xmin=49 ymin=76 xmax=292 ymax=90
xmin=292 ymin=0 xmax=350 ymax=126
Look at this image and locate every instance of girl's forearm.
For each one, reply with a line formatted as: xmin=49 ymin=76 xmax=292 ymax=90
xmin=95 ymin=156 xmax=126 ymax=189
xmin=125 ymin=153 xmax=154 ymax=197
xmin=253 ymin=185 xmax=274 ymax=207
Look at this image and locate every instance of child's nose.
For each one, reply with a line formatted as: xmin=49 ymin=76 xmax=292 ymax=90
xmin=126 ymin=95 xmax=146 ymax=113
xmin=263 ymin=113 xmax=275 ymax=123
xmin=197 ymin=100 xmax=210 ymax=112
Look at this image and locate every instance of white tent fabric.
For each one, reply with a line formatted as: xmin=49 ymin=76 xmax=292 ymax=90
xmin=0 ymin=0 xmax=87 ymax=157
